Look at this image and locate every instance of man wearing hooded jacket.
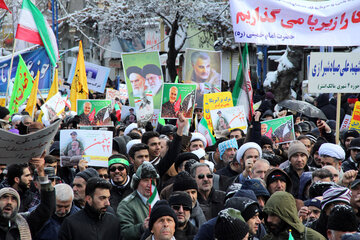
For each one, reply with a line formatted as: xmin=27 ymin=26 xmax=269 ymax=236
xmin=262 ymin=191 xmax=325 ymax=240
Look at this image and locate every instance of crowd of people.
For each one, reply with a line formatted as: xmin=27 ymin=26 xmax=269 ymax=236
xmin=0 ymin=91 xmax=359 ymax=240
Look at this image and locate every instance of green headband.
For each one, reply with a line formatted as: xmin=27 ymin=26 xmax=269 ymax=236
xmin=108 ymin=158 xmax=129 ymax=167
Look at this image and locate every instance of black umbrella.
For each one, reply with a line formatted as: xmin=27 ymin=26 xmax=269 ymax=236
xmin=278 ymin=99 xmax=327 ymax=120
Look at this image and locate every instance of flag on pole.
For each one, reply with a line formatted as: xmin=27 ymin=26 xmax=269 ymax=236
xmin=8 ymin=55 xmax=35 ymax=115
xmin=25 ymin=70 xmax=40 ymax=118
xmin=198 ymin=117 xmax=216 ymax=146
xmin=15 ymin=0 xmax=59 ymax=66
xmin=47 ymin=68 xmax=59 ymax=101
xmin=148 ymin=179 xmax=160 ymax=214
xmin=232 ymin=43 xmax=253 ymax=121
xmin=0 ymin=0 xmax=11 ymax=13
xmin=70 ymin=41 xmax=88 ymax=112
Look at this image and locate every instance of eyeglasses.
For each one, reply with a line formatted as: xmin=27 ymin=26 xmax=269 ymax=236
xmin=99 ymin=174 xmax=109 ymax=178
xmin=197 ymin=174 xmax=213 ymax=179
xmin=172 ymin=205 xmax=191 ymax=211
xmin=109 ymin=166 xmax=126 ymax=172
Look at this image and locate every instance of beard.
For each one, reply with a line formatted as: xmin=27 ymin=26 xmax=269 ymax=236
xmin=18 ymin=181 xmax=29 ymax=192
xmin=0 ymin=204 xmax=17 ymax=220
xmin=266 ymin=219 xmax=288 ymax=236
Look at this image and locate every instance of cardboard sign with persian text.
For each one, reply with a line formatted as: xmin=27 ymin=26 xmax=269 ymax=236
xmin=0 ymin=120 xmax=60 ymax=164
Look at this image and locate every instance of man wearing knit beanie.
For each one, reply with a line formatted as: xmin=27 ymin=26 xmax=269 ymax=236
xmin=108 ymin=154 xmax=133 ymax=211
xmin=283 ymin=140 xmax=316 ymax=198
xmin=172 ymin=171 xmax=206 ymax=228
xmin=146 ymin=200 xmax=177 ymax=240
xmin=73 ymin=167 xmax=99 ymax=208
xmin=327 ymin=205 xmax=358 ymax=240
xmin=169 ymin=191 xmax=198 ymax=239
xmin=237 ymin=197 xmax=263 ymax=239
xmin=214 ymin=208 xmax=249 ymax=240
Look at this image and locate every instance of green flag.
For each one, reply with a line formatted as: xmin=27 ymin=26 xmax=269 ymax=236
xmin=8 ymin=55 xmax=35 ymax=115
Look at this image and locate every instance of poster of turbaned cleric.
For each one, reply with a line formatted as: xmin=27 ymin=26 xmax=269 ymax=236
xmin=60 ymin=130 xmax=112 ymax=167
xmin=77 ymin=99 xmax=113 ymax=126
xmin=121 ymin=51 xmax=163 ymax=110
xmin=210 ymin=106 xmax=248 ymax=138
xmin=161 ymin=83 xmax=196 ymax=119
xmin=260 ymin=116 xmax=295 ymax=144
xmin=184 ymin=48 xmax=222 ymax=109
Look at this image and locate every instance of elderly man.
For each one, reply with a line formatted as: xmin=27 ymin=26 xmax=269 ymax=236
xmin=108 ymin=154 xmax=133 ymax=211
xmin=127 ymin=66 xmax=147 ymax=97
xmin=72 ymin=168 xmax=99 ymax=209
xmin=263 ymin=191 xmax=325 ymax=239
xmin=146 ymin=200 xmax=178 ymax=240
xmin=59 ymin=178 xmax=121 ymax=240
xmin=118 ymin=162 xmax=160 ymax=240
xmin=216 ymin=139 xmax=240 ymax=178
xmin=143 ymin=64 xmax=162 ymax=95
xmin=169 ymin=191 xmax=198 ymax=239
xmin=190 ymin=163 xmax=225 ymax=220
xmin=235 ymin=142 xmax=262 ymax=184
xmin=0 ymin=156 xmax=55 ymax=239
xmin=284 ymin=141 xmax=316 ymax=198
xmin=161 ymin=86 xmax=178 ymax=118
xmin=35 ymin=183 xmax=79 ymax=240
xmin=319 ymin=143 xmax=345 ymax=173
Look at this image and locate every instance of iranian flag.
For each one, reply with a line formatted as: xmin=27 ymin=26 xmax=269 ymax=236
xmin=148 ymin=180 xmax=159 ymax=214
xmin=198 ymin=117 xmax=216 ymax=147
xmin=15 ymin=0 xmax=59 ymax=66
xmin=232 ymin=43 xmax=253 ymax=121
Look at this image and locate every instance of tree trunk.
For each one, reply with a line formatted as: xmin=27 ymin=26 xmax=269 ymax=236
xmin=166 ymin=14 xmax=180 ymax=82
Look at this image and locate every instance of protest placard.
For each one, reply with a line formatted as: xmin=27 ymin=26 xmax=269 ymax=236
xmin=309 ymin=52 xmax=360 ymax=93
xmin=340 ymin=114 xmax=352 ymax=131
xmin=135 ymin=93 xmax=154 ymax=127
xmin=161 ymin=83 xmax=196 ymax=119
xmin=121 ymin=106 xmax=134 ymax=121
xmin=0 ymin=120 xmax=60 ymax=164
xmin=122 ymin=51 xmax=163 ymax=110
xmin=203 ymin=92 xmax=233 ymax=134
xmin=68 ymin=59 xmax=110 ymax=93
xmin=349 ymin=102 xmax=360 ymax=133
xmin=260 ymin=116 xmax=295 ymax=144
xmin=41 ymin=92 xmax=66 ymax=121
xmin=60 ymin=129 xmax=112 ymax=167
xmin=229 ymin=0 xmax=360 ymax=46
xmin=118 ymin=84 xmax=129 ymax=104
xmin=184 ymin=49 xmax=221 ymax=108
xmin=210 ymin=106 xmax=248 ymax=137
xmin=77 ymin=99 xmax=113 ymax=126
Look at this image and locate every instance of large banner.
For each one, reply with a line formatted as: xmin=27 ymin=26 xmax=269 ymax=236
xmin=0 ymin=47 xmax=51 ymax=97
xmin=68 ymin=59 xmax=110 ymax=93
xmin=229 ymin=0 xmax=360 ymax=46
xmin=309 ymin=52 xmax=360 ymax=93
xmin=0 ymin=120 xmax=60 ymax=164
xmin=203 ymin=92 xmax=233 ymax=135
xmin=60 ymin=129 xmax=112 ymax=167
xmin=184 ymin=49 xmax=221 ymax=108
xmin=122 ymin=51 xmax=163 ymax=110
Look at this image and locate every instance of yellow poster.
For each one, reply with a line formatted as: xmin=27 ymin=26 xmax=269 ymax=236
xmin=203 ymin=92 xmax=233 ymax=134
xmin=349 ymin=101 xmax=360 ymax=133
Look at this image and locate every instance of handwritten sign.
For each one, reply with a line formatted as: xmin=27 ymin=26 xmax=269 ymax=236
xmin=309 ymin=52 xmax=360 ymax=93
xmin=68 ymin=59 xmax=110 ymax=93
xmin=60 ymin=130 xmax=112 ymax=167
xmin=261 ymin=116 xmax=295 ymax=144
xmin=0 ymin=120 xmax=60 ymax=164
xmin=210 ymin=106 xmax=248 ymax=137
xmin=229 ymin=0 xmax=360 ymax=46
xmin=340 ymin=114 xmax=352 ymax=131
xmin=203 ymin=92 xmax=233 ymax=134
xmin=349 ymin=102 xmax=360 ymax=133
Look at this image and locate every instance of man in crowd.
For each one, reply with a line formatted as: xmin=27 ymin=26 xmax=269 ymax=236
xmin=35 ymin=183 xmax=79 ymax=240
xmin=146 ymin=200 xmax=177 ymax=240
xmin=235 ymin=142 xmax=262 ymax=184
xmin=342 ymin=137 xmax=360 ymax=172
xmin=190 ymin=163 xmax=225 ymax=220
xmin=107 ymin=154 xmax=133 ymax=211
xmin=216 ymin=139 xmax=240 ymax=178
xmin=263 ymin=191 xmax=325 ymax=239
xmin=118 ymin=162 xmax=159 ymax=240
xmin=169 ymin=191 xmax=198 ymax=239
xmin=59 ymin=178 xmax=121 ymax=239
xmin=237 ymin=197 xmax=265 ymax=239
xmin=72 ymin=167 xmax=99 ymax=209
xmin=128 ymin=143 xmax=150 ymax=173
xmin=188 ymin=133 xmax=207 ymax=152
xmin=327 ymin=205 xmax=359 ymax=239
xmin=265 ymin=168 xmax=292 ymax=195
